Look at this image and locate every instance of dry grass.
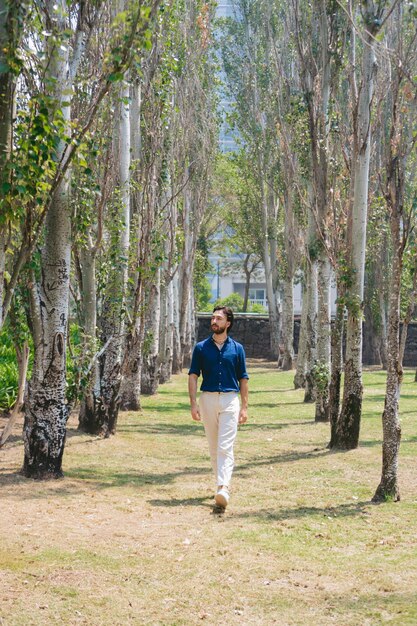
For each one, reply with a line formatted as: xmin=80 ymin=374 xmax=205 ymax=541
xmin=1 ymin=362 xmax=417 ymax=625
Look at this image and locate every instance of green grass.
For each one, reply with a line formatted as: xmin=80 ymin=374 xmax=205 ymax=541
xmin=0 ymin=363 xmax=417 ymax=625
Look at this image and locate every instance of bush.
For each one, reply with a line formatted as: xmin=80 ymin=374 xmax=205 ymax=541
xmin=195 ymin=276 xmax=213 ymax=312
xmin=248 ymin=302 xmax=268 ymax=314
xmin=0 ymin=323 xmax=84 ymax=411
xmin=213 ymin=293 xmax=245 ymax=311
xmin=0 ymin=334 xmax=19 ymax=411
xmin=213 ymin=293 xmax=267 ymax=314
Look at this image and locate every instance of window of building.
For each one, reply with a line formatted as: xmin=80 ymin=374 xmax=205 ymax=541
xmin=249 ymin=288 xmax=265 ymax=300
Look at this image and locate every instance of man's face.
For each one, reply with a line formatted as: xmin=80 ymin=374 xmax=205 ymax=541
xmin=211 ymin=311 xmax=230 ymax=334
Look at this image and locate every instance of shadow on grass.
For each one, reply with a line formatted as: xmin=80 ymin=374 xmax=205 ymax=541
xmin=63 ymin=464 xmax=211 ymax=489
xmin=142 ymin=403 xmax=191 ymax=414
xmin=233 ymin=500 xmax=373 ymax=522
xmin=0 ymin=463 xmax=212 ymax=495
xmin=249 ymin=388 xmax=304 ymax=394
xmin=148 ymin=495 xmax=213 ymax=508
xmin=118 ymin=420 xmax=314 ymax=436
xmin=250 ymin=401 xmax=312 ymax=409
xmin=243 ymin=420 xmax=316 ymax=431
xmin=118 ymin=422 xmax=202 ymax=436
xmin=235 ymin=448 xmax=332 ymax=474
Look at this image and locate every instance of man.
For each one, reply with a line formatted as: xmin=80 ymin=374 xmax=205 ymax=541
xmin=188 ymin=306 xmax=249 ymax=510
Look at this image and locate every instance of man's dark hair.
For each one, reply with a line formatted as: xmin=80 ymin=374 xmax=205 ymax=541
xmin=213 ymin=305 xmax=234 ymax=331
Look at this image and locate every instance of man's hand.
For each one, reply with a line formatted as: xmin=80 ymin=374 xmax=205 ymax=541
xmin=238 ymin=407 xmax=248 ymax=424
xmin=188 ymin=374 xmax=201 ymax=421
xmin=191 ymin=403 xmax=201 ymax=422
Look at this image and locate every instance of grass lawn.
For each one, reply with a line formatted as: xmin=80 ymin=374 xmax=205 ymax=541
xmin=1 ymin=361 xmax=417 ymax=625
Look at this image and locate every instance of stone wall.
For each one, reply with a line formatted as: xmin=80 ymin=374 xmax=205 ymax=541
xmin=196 ymin=314 xmax=417 ymax=366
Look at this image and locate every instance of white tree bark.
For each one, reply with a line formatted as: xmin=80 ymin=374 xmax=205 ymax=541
xmin=119 ymin=78 xmax=144 ymax=411
xmin=281 ymin=190 xmax=296 ymax=370
xmin=374 ymin=213 xmax=402 ymax=501
xmin=172 ymin=270 xmax=182 ymax=373
xmin=78 ymin=237 xmax=99 ymax=426
xmin=23 ymin=0 xmax=73 ymax=477
xmin=158 ymin=272 xmax=174 ymax=384
xmin=260 ymin=184 xmax=280 ymax=358
xmin=304 ymin=257 xmax=318 ymax=403
xmin=294 ymin=280 xmax=308 ymax=388
xmin=313 ymin=0 xmax=332 ymax=421
xmin=82 ymin=80 xmax=131 ymax=434
xmin=177 ymin=181 xmax=194 ymax=370
xmin=336 ymin=3 xmax=379 ymax=448
xmin=315 ymin=254 xmax=331 ymax=420
xmin=141 ymin=268 xmax=161 ymax=394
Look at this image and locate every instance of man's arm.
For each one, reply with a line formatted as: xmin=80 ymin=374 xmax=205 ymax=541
xmin=238 ymin=378 xmax=248 ymax=424
xmin=188 ymin=373 xmax=201 ymax=421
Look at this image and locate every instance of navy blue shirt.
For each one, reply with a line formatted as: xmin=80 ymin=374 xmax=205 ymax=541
xmin=188 ymin=335 xmax=249 ymax=392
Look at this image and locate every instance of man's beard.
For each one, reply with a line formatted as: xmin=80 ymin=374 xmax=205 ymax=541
xmin=211 ymin=325 xmax=225 ymax=335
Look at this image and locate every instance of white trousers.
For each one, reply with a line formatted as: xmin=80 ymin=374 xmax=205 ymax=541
xmin=199 ymin=391 xmax=240 ymax=488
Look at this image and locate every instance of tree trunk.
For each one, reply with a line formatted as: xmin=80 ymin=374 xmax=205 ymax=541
xmin=363 ymin=298 xmax=382 ymax=366
xmin=81 ymin=81 xmax=131 ymax=435
xmin=118 ymin=75 xmax=144 ymax=412
xmin=158 ymin=273 xmax=174 ymax=384
xmin=315 ymin=252 xmax=331 ymax=421
xmin=141 ymin=269 xmax=161 ymax=395
xmin=119 ymin=316 xmax=144 ymax=411
xmin=304 ymin=258 xmax=318 ymax=403
xmin=243 ymin=255 xmax=251 ymax=312
xmin=328 ymin=297 xmax=344 ymax=448
xmin=294 ymin=280 xmax=308 ymax=389
xmin=377 ymin=240 xmax=389 ymax=368
xmin=335 ymin=5 xmax=378 ymax=449
xmin=23 ymin=0 xmax=72 ymax=478
xmin=281 ymin=275 xmax=294 ymax=370
xmin=313 ymin=0 xmax=331 ymax=421
xmin=373 ymin=223 xmax=402 ymax=502
xmin=78 ymin=242 xmax=99 ymax=426
xmin=399 ymin=271 xmax=417 ymax=367
xmin=24 ymin=176 xmax=71 ymax=477
xmin=261 ymin=189 xmax=281 ymax=358
xmin=281 ymin=191 xmax=295 ymax=370
xmin=171 ymin=272 xmax=182 ymax=374
xmin=177 ymin=182 xmax=196 ymax=371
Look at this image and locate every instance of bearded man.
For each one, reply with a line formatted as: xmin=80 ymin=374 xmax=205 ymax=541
xmin=188 ymin=306 xmax=249 ymax=511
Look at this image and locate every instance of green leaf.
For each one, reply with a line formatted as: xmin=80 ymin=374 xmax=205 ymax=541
xmin=108 ymin=71 xmax=125 ymax=83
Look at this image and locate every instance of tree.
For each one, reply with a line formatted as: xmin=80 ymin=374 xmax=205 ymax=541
xmin=219 ymin=0 xmax=283 ymax=358
xmin=172 ymin=0 xmax=218 ymax=372
xmin=333 ymin=0 xmax=386 ymax=449
xmin=293 ymin=0 xmax=346 ymax=420
xmin=23 ymin=0 xmax=159 ymax=476
xmin=373 ymin=4 xmax=417 ymax=501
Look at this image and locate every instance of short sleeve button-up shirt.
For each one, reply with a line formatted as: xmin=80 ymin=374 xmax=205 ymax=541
xmin=188 ymin=335 xmax=249 ymax=392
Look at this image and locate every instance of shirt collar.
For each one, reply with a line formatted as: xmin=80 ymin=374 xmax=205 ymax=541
xmin=211 ymin=334 xmax=230 ymax=345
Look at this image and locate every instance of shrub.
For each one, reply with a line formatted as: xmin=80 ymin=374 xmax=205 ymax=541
xmin=248 ymin=302 xmax=267 ymax=314
xmin=0 ymin=334 xmax=19 ymax=411
xmin=213 ymin=293 xmax=245 ymax=311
